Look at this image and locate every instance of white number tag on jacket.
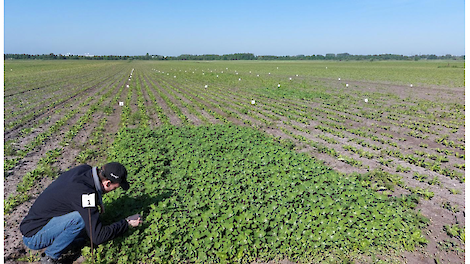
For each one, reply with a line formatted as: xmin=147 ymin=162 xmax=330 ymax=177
xmin=82 ymin=193 xmax=96 ymax=208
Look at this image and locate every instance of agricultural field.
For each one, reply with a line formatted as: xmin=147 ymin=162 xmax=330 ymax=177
xmin=4 ymin=59 xmax=465 ymax=263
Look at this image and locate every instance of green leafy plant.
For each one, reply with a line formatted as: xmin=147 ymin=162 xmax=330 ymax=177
xmin=91 ymin=125 xmax=429 ymax=263
xmin=447 ymin=188 xmax=461 ymax=195
xmin=103 ymin=105 xmax=114 ymax=115
xmin=437 ymin=239 xmax=465 ymax=255
xmin=408 ymin=187 xmax=434 ymax=200
xmin=4 ymin=140 xmax=18 ymax=156
xmin=427 ymin=176 xmax=441 ymax=186
xmin=442 ymin=202 xmax=459 ymax=213
xmin=17 ymin=250 xmax=41 ymax=262
xmin=396 ymin=165 xmax=411 ymax=173
xmin=412 ymin=172 xmax=428 ymax=182
xmin=444 ymin=224 xmax=465 ymax=242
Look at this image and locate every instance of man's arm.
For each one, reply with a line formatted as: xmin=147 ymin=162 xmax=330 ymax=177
xmin=75 ymin=194 xmax=129 ymax=245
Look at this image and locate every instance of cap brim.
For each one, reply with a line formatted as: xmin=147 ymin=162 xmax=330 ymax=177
xmin=120 ymin=180 xmax=130 ymax=191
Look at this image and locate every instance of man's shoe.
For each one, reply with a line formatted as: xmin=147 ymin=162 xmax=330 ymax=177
xmin=41 ymin=255 xmax=60 ymax=264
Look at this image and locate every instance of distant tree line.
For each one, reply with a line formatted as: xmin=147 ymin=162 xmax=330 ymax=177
xmin=5 ymin=52 xmax=464 ymax=61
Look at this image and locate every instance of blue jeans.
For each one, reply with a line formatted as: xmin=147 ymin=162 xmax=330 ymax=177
xmin=23 ymin=211 xmax=86 ymax=260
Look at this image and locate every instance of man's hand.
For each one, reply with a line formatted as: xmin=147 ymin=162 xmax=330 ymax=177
xmin=125 ymin=214 xmax=142 ymax=227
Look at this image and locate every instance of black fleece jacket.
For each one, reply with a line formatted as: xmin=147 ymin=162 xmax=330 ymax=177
xmin=20 ymin=164 xmax=128 ymax=245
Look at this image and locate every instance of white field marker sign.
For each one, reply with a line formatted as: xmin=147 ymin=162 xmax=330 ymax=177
xmin=119 ymin=102 xmax=124 ymax=106
xmin=346 ymin=84 xmax=349 ymax=87
xmin=278 ymin=84 xmax=281 ymax=88
xmin=251 ymin=100 xmax=256 ymax=105
xmin=82 ymin=193 xmax=96 ymax=255
xmin=82 ymin=193 xmax=96 ymax=208
xmin=364 ymin=98 xmax=368 ymax=103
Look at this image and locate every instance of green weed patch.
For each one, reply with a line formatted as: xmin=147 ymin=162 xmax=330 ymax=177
xmin=89 ymin=125 xmax=428 ymax=263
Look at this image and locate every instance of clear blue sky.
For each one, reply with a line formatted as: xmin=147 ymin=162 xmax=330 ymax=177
xmin=4 ymin=0 xmax=465 ymax=56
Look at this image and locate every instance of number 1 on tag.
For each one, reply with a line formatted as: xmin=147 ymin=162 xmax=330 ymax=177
xmin=82 ymin=193 xmax=96 ymax=208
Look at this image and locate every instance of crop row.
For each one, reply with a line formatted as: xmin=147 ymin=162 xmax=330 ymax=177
xmin=146 ymin=67 xmax=464 ymax=184
xmin=4 ymin=61 xmax=463 ymax=263
xmin=76 ymin=71 xmax=131 ymax=163
xmin=5 ymin=69 xmax=130 ymax=214
xmin=5 ymin=63 xmax=129 ymax=129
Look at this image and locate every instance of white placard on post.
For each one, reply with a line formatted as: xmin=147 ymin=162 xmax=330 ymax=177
xmin=119 ymin=102 xmax=124 ymax=106
xmin=82 ymin=193 xmax=96 ymax=208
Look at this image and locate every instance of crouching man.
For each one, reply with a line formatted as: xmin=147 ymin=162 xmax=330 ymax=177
xmin=20 ymin=162 xmax=142 ymax=264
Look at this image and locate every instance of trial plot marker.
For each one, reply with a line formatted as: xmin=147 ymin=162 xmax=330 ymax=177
xmin=82 ymin=193 xmax=96 ymax=208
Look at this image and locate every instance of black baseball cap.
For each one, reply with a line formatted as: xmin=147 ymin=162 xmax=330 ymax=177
xmin=103 ymin=162 xmax=130 ymax=190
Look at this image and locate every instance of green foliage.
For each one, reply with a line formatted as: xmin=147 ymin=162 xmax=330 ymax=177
xmin=442 ymin=202 xmax=459 ymax=214
xmin=447 ymin=188 xmax=461 ymax=195
xmin=17 ymin=250 xmax=41 ymax=262
xmin=94 ymin=125 xmax=428 ymax=263
xmin=353 ymin=169 xmax=402 ymax=191
xmin=8 ymin=60 xmax=464 ymax=261
xmin=408 ymin=187 xmax=434 ymax=200
xmin=103 ymin=105 xmax=114 ymax=115
xmin=129 ymin=111 xmax=143 ymax=124
xmin=318 ymin=134 xmax=338 ymax=144
xmin=76 ymin=149 xmax=97 ymax=164
xmin=278 ymin=138 xmax=296 ymax=150
xmin=395 ymin=165 xmax=411 ymax=173
xmin=412 ymin=172 xmax=428 ymax=182
xmin=437 ymin=239 xmax=465 ymax=255
xmin=427 ymin=176 xmax=441 ymax=186
xmin=5 ymin=161 xmax=59 ymax=214
xmin=444 ymin=224 xmax=465 ymax=242
xmin=4 ymin=140 xmax=18 ymax=156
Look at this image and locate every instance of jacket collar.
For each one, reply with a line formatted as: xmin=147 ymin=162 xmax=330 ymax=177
xmin=92 ymin=167 xmax=103 ymax=205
